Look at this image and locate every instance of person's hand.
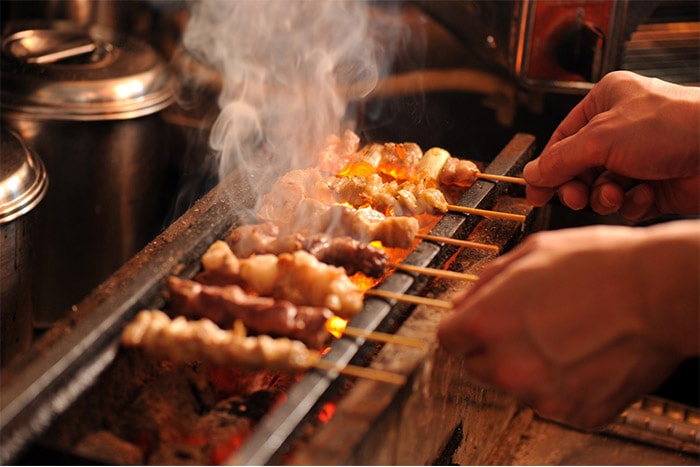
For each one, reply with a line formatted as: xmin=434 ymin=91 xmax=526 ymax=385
xmin=524 ymin=71 xmax=700 ymax=222
xmin=437 ymin=220 xmax=700 ymax=430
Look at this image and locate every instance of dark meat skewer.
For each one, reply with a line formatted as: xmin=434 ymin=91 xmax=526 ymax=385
xmin=167 ymin=277 xmax=333 ymax=349
xmin=226 ymin=223 xmax=388 ymax=277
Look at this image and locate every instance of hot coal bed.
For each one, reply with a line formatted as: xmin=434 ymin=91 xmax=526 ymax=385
xmin=2 ymin=133 xmax=698 ymax=465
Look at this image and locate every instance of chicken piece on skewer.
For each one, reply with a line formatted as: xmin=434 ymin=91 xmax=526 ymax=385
xmin=226 ymin=223 xmax=388 ymax=277
xmin=323 ymin=204 xmax=419 ymax=249
xmin=197 ymin=241 xmax=364 ymax=319
xmin=167 ymin=277 xmax=333 ymax=349
xmin=121 ymin=310 xmax=318 ymax=372
xmin=417 ymin=147 xmax=480 ymax=188
xmin=258 ymin=191 xmax=419 ymax=249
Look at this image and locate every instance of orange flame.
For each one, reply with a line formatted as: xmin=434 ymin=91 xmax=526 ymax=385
xmin=338 ymin=160 xmax=377 ymax=177
xmin=325 ymin=316 xmax=348 ymax=338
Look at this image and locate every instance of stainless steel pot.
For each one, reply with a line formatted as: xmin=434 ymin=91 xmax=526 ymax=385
xmin=1 ymin=22 xmax=179 ymax=328
xmin=0 ymin=129 xmax=48 ymax=365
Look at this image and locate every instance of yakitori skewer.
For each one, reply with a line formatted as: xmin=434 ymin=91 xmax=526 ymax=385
xmin=365 ymin=289 xmax=453 ymax=309
xmin=122 ymin=310 xmax=407 ymax=385
xmin=414 ymin=233 xmax=501 ymax=252
xmin=390 ymin=263 xmax=480 ymax=282
xmin=446 ymin=204 xmax=526 ymax=222
xmin=476 ymin=173 xmax=527 ymax=185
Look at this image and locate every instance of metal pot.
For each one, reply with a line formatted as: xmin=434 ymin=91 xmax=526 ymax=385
xmin=0 ymin=129 xmax=48 ymax=365
xmin=1 ymin=22 xmax=179 ymax=328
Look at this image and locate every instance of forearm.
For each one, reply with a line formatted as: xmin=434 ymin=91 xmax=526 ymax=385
xmin=630 ymin=219 xmax=700 ymax=358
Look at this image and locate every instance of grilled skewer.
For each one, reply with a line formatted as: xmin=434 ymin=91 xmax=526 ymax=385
xmin=121 ymin=310 xmax=406 ymax=385
xmin=225 ymin=223 xmax=500 ymax=279
xmin=168 ymin=276 xmax=430 ymax=350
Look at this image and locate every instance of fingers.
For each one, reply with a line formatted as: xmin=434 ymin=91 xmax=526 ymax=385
xmin=524 ymin=128 xmax=608 ymax=189
xmin=525 ymin=185 xmax=557 ymax=207
xmin=526 ymin=177 xmax=593 ymax=210
xmin=589 ymin=171 xmax=636 ymax=215
xmin=620 ymin=183 xmax=658 ymax=222
xmin=590 ymin=181 xmax=625 ymax=215
xmin=523 ymin=83 xmax=613 ymax=192
xmin=557 ymin=180 xmax=592 ymax=211
xmin=527 ymin=163 xmax=646 ymax=217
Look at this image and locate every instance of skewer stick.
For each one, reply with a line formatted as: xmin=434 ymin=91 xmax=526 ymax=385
xmin=446 ymin=204 xmax=526 ymax=222
xmin=326 ymin=316 xmax=426 ymax=349
xmin=477 ymin=172 xmax=527 ymax=185
xmin=312 ymin=359 xmax=406 ymax=385
xmin=390 ymin=263 xmax=479 ymax=282
xmin=365 ymin=289 xmax=452 ymax=309
xmin=414 ymin=233 xmax=500 ymax=252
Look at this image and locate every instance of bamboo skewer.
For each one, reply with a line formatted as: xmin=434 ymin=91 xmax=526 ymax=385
xmin=390 ymin=263 xmax=480 ymax=282
xmin=477 ymin=173 xmax=527 ymax=185
xmin=312 ymin=359 xmax=406 ymax=385
xmin=446 ymin=204 xmax=526 ymax=222
xmin=365 ymin=289 xmax=453 ymax=309
xmin=414 ymin=233 xmax=501 ymax=252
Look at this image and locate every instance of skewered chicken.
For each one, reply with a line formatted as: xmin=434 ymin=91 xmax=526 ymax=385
xmin=327 ymin=172 xmax=448 ymax=216
xmin=258 ymin=193 xmax=419 ymax=249
xmin=225 ymin=223 xmax=388 ymax=277
xmin=121 ymin=310 xmax=318 ymax=372
xmin=167 ymin=277 xmax=333 ymax=349
xmin=317 ymin=130 xmax=480 ymax=187
xmin=196 ymin=241 xmax=364 ymax=318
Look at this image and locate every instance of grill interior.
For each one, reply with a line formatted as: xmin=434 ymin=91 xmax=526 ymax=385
xmin=1 ymin=133 xmax=537 ymax=465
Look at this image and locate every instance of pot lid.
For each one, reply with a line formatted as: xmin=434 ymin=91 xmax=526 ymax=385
xmin=0 ymin=22 xmax=174 ymax=121
xmin=0 ymin=128 xmax=49 ymax=223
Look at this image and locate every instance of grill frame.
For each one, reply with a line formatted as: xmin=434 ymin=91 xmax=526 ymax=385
xmin=0 ymin=133 xmax=536 ymax=465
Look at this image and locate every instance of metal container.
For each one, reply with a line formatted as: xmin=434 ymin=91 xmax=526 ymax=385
xmin=1 ymin=22 xmax=178 ymax=328
xmin=0 ymin=128 xmax=48 ymax=365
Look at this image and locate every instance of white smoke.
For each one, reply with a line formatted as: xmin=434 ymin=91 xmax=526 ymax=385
xmin=182 ymin=0 xmax=382 ymax=195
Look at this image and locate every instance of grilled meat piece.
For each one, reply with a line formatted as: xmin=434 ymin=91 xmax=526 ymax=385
xmin=167 ymin=277 xmax=333 ymax=349
xmin=121 ymin=310 xmax=318 ymax=372
xmin=438 ymin=156 xmax=479 ymax=187
xmin=304 ymin=233 xmax=387 ymax=277
xmin=325 ymin=204 xmax=419 ymax=249
xmin=226 ymin=223 xmax=388 ymax=277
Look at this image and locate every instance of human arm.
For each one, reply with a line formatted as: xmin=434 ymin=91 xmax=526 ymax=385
xmin=437 ymin=219 xmax=700 ymax=430
xmin=524 ymin=71 xmax=700 ymax=222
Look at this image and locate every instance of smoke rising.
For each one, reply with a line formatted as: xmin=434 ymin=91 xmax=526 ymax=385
xmin=182 ymin=0 xmax=382 ymax=198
